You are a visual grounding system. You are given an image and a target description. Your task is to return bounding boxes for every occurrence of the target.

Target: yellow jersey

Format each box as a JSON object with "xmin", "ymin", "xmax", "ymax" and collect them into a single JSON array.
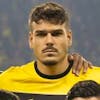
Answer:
[{"xmin": 0, "ymin": 61, "xmax": 100, "ymax": 100}]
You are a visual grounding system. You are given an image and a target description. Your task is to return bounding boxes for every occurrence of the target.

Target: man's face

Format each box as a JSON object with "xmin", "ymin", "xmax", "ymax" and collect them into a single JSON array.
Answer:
[
  {"xmin": 73, "ymin": 97, "xmax": 100, "ymax": 100},
  {"xmin": 29, "ymin": 21, "xmax": 72, "ymax": 65}
]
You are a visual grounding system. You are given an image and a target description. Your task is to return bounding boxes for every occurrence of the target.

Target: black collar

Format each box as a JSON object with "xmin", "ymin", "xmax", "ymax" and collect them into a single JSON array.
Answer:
[{"xmin": 34, "ymin": 61, "xmax": 73, "ymax": 79}]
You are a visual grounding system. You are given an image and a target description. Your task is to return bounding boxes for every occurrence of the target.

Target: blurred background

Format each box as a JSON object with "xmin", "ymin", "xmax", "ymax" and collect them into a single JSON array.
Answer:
[{"xmin": 0, "ymin": 0, "xmax": 100, "ymax": 70}]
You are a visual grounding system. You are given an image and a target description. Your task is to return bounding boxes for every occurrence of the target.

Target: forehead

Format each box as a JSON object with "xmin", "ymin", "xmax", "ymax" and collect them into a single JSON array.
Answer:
[{"xmin": 31, "ymin": 21, "xmax": 67, "ymax": 32}]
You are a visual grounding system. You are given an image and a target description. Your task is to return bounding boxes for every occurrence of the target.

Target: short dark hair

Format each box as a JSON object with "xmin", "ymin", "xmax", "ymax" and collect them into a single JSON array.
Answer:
[
  {"xmin": 28, "ymin": 2, "xmax": 70, "ymax": 31},
  {"xmin": 66, "ymin": 80, "xmax": 100, "ymax": 100},
  {"xmin": 0, "ymin": 90, "xmax": 20, "ymax": 100}
]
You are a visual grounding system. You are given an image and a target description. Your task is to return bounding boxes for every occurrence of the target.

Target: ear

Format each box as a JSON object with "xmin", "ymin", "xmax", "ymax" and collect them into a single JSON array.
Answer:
[
  {"xmin": 28, "ymin": 32, "xmax": 34, "ymax": 49},
  {"xmin": 67, "ymin": 29, "xmax": 72, "ymax": 47}
]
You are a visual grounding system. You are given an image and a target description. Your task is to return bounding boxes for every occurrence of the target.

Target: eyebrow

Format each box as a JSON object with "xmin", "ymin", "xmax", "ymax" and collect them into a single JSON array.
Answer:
[{"xmin": 35, "ymin": 29, "xmax": 64, "ymax": 33}]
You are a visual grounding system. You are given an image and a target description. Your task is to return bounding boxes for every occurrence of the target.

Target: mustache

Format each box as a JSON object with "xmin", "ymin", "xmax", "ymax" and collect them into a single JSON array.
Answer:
[{"xmin": 42, "ymin": 46, "xmax": 58, "ymax": 53}]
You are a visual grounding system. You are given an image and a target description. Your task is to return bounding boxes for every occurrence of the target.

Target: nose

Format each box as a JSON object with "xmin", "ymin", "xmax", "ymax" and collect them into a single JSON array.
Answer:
[{"xmin": 45, "ymin": 33, "xmax": 54, "ymax": 46}]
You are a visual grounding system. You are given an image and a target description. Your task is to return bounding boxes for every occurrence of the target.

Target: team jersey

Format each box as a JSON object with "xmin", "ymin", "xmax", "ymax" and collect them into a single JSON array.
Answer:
[{"xmin": 0, "ymin": 61, "xmax": 100, "ymax": 100}]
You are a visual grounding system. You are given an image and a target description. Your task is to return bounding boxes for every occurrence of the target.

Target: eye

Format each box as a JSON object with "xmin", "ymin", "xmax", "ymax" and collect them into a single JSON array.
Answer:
[
  {"xmin": 35, "ymin": 31, "xmax": 47, "ymax": 37},
  {"xmin": 51, "ymin": 30, "xmax": 63, "ymax": 36}
]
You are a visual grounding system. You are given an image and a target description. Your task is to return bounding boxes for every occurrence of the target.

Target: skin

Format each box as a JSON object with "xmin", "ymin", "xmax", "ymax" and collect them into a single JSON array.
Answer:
[
  {"xmin": 29, "ymin": 20, "xmax": 72, "ymax": 75},
  {"xmin": 68, "ymin": 53, "xmax": 92, "ymax": 76}
]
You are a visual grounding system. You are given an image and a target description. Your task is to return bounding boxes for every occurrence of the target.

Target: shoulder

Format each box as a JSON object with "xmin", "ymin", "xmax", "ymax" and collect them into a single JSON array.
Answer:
[
  {"xmin": 84, "ymin": 66, "xmax": 100, "ymax": 74},
  {"xmin": 91, "ymin": 66, "xmax": 100, "ymax": 71},
  {"xmin": 83, "ymin": 66, "xmax": 100, "ymax": 83},
  {"xmin": 0, "ymin": 61, "xmax": 35, "ymax": 77}
]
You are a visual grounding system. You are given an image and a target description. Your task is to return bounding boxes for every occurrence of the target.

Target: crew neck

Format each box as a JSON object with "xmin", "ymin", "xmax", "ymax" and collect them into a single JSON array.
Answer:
[{"xmin": 34, "ymin": 61, "xmax": 73, "ymax": 79}]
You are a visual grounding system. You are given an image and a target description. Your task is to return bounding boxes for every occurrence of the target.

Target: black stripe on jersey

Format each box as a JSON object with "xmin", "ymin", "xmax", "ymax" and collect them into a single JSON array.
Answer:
[{"xmin": 14, "ymin": 92, "xmax": 66, "ymax": 100}]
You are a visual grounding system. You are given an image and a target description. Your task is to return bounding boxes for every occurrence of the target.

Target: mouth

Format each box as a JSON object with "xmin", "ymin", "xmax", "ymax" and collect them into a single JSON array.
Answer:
[
  {"xmin": 42, "ymin": 47, "xmax": 57, "ymax": 53},
  {"xmin": 42, "ymin": 49, "xmax": 57, "ymax": 53}
]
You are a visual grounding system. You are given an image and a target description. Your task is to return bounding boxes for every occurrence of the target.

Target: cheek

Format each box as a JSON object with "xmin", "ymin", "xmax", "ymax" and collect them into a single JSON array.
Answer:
[
  {"xmin": 33, "ymin": 45, "xmax": 40, "ymax": 56},
  {"xmin": 60, "ymin": 38, "xmax": 69, "ymax": 47},
  {"xmin": 60, "ymin": 39, "xmax": 70, "ymax": 52},
  {"xmin": 32, "ymin": 38, "xmax": 40, "ymax": 46},
  {"xmin": 33, "ymin": 39, "xmax": 44, "ymax": 51},
  {"xmin": 57, "ymin": 41, "xmax": 68, "ymax": 53}
]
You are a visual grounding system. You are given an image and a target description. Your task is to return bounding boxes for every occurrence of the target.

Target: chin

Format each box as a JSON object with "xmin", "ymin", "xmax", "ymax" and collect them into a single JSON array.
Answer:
[{"xmin": 42, "ymin": 60, "xmax": 58, "ymax": 66}]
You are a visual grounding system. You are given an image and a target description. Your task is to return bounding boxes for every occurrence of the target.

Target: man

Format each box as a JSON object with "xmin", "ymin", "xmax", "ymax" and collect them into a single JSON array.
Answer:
[
  {"xmin": 0, "ymin": 2, "xmax": 99, "ymax": 100},
  {"xmin": 66, "ymin": 80, "xmax": 100, "ymax": 100}
]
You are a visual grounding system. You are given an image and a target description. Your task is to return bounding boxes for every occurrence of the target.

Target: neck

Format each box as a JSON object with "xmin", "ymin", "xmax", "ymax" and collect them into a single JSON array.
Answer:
[{"xmin": 36, "ymin": 56, "xmax": 69, "ymax": 75}]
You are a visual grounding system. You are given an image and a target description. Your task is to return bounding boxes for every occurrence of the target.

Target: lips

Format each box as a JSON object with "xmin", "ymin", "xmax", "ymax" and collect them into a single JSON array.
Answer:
[
  {"xmin": 42, "ymin": 47, "xmax": 57, "ymax": 53},
  {"xmin": 43, "ymin": 49, "xmax": 56, "ymax": 53}
]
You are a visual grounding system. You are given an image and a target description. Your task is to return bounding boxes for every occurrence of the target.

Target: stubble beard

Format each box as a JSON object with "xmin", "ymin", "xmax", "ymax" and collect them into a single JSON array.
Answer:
[
  {"xmin": 41, "ymin": 54, "xmax": 66, "ymax": 67},
  {"xmin": 42, "ymin": 60, "xmax": 58, "ymax": 66},
  {"xmin": 38, "ymin": 50, "xmax": 67, "ymax": 67}
]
